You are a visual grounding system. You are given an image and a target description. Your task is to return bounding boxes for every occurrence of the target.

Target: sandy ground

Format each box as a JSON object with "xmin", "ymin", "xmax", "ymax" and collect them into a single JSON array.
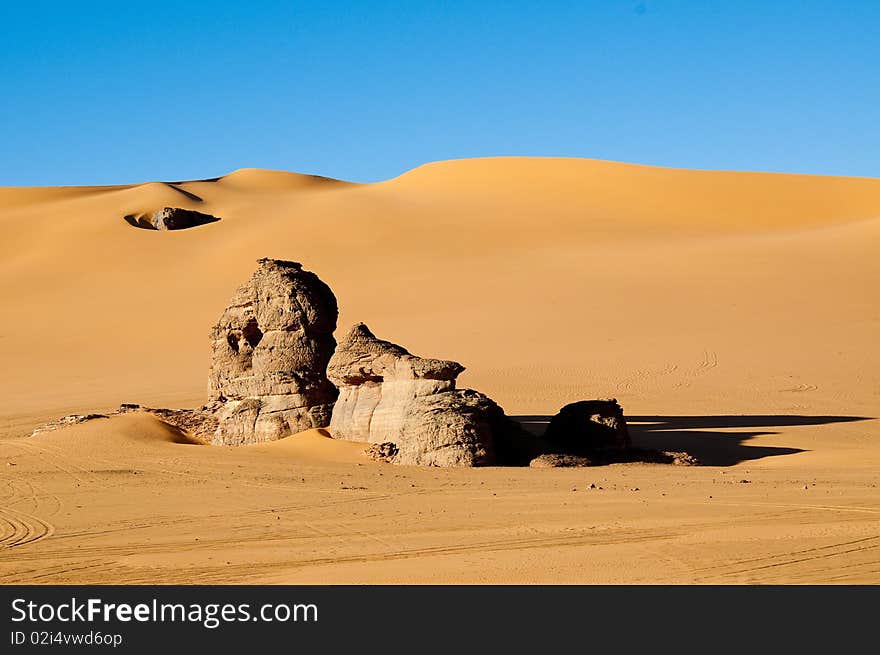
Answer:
[{"xmin": 1, "ymin": 157, "xmax": 878, "ymax": 583}]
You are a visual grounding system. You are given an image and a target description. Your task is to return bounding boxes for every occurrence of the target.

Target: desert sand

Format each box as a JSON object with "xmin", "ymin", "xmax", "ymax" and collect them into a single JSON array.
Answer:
[{"xmin": 1, "ymin": 157, "xmax": 878, "ymax": 583}]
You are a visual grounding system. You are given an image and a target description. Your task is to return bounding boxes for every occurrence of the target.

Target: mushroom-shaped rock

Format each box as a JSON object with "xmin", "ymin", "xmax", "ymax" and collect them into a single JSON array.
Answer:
[
  {"xmin": 327, "ymin": 323, "xmax": 513, "ymax": 466},
  {"xmin": 328, "ymin": 323, "xmax": 463, "ymax": 441},
  {"xmin": 208, "ymin": 258, "xmax": 338, "ymax": 445}
]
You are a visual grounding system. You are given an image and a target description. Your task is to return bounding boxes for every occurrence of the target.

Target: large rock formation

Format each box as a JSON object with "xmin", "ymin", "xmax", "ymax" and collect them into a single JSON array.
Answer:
[
  {"xmin": 327, "ymin": 323, "xmax": 516, "ymax": 466},
  {"xmin": 28, "ymin": 257, "xmax": 698, "ymax": 467},
  {"xmin": 207, "ymin": 258, "xmax": 338, "ymax": 445}
]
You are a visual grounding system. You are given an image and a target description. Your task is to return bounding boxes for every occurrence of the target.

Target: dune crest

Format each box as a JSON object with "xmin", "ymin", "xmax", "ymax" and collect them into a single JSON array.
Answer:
[
  {"xmin": 387, "ymin": 157, "xmax": 880, "ymax": 231},
  {"xmin": 217, "ymin": 168, "xmax": 353, "ymax": 191}
]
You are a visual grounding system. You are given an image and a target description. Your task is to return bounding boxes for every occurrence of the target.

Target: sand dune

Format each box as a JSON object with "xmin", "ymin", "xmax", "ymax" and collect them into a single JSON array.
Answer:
[
  {"xmin": 1, "ymin": 157, "xmax": 878, "ymax": 583},
  {"xmin": 246, "ymin": 428, "xmax": 369, "ymax": 463},
  {"xmin": 388, "ymin": 158, "xmax": 880, "ymax": 231}
]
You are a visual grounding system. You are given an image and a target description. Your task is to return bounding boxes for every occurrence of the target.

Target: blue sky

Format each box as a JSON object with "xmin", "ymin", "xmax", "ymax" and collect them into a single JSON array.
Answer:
[{"xmin": 2, "ymin": 1, "xmax": 878, "ymax": 185}]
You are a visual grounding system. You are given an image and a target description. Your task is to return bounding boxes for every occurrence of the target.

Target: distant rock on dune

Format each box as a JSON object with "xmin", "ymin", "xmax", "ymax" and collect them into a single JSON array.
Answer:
[
  {"xmin": 207, "ymin": 258, "xmax": 338, "ymax": 445},
  {"xmin": 152, "ymin": 207, "xmax": 220, "ymax": 230},
  {"xmin": 123, "ymin": 206, "xmax": 220, "ymax": 230},
  {"xmin": 327, "ymin": 323, "xmax": 516, "ymax": 466}
]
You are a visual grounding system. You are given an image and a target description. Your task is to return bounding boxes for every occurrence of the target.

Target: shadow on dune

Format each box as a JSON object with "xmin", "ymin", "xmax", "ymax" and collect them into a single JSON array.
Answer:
[
  {"xmin": 511, "ymin": 414, "xmax": 874, "ymax": 466},
  {"xmin": 164, "ymin": 182, "xmax": 205, "ymax": 202}
]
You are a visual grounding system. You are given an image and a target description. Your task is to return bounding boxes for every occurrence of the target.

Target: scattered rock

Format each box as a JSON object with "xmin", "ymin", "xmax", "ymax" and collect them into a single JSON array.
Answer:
[
  {"xmin": 532, "ymin": 446, "xmax": 698, "ymax": 467},
  {"xmin": 529, "ymin": 453, "xmax": 593, "ymax": 468},
  {"xmin": 32, "ymin": 404, "xmax": 216, "ymax": 442},
  {"xmin": 141, "ymin": 407, "xmax": 217, "ymax": 441},
  {"xmin": 31, "ymin": 413, "xmax": 109, "ymax": 436},
  {"xmin": 364, "ymin": 442, "xmax": 398, "ymax": 462},
  {"xmin": 658, "ymin": 450, "xmax": 700, "ymax": 466},
  {"xmin": 208, "ymin": 259, "xmax": 338, "ymax": 445}
]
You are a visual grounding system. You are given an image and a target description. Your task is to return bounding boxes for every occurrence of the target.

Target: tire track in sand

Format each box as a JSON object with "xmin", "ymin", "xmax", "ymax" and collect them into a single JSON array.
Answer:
[{"xmin": 0, "ymin": 506, "xmax": 55, "ymax": 548}]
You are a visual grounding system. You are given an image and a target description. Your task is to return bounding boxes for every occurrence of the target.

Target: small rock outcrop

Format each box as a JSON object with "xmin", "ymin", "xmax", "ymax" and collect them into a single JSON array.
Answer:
[
  {"xmin": 152, "ymin": 207, "xmax": 220, "ymax": 230},
  {"xmin": 207, "ymin": 258, "xmax": 338, "ymax": 445},
  {"xmin": 543, "ymin": 399, "xmax": 631, "ymax": 452},
  {"xmin": 530, "ymin": 400, "xmax": 699, "ymax": 467},
  {"xmin": 327, "ymin": 323, "xmax": 514, "ymax": 466}
]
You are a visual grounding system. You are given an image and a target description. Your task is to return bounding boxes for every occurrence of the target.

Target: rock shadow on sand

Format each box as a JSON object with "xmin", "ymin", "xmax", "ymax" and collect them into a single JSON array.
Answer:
[{"xmin": 511, "ymin": 414, "xmax": 874, "ymax": 466}]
